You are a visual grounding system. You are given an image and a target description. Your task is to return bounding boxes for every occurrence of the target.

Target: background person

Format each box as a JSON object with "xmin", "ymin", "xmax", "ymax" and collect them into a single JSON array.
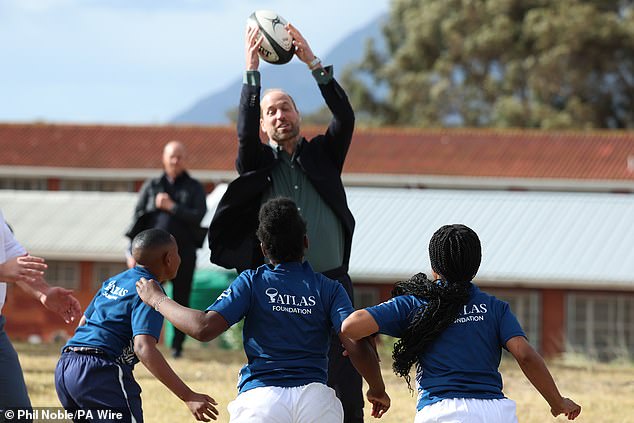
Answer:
[
  {"xmin": 1, "ymin": 209, "xmax": 81, "ymax": 412},
  {"xmin": 342, "ymin": 224, "xmax": 582, "ymax": 422},
  {"xmin": 126, "ymin": 140, "xmax": 207, "ymax": 358},
  {"xmin": 208, "ymin": 22, "xmax": 364, "ymax": 422}
]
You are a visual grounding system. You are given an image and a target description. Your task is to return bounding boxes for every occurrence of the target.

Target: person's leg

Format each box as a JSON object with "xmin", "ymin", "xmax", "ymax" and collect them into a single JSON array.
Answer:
[
  {"xmin": 170, "ymin": 248, "xmax": 196, "ymax": 356},
  {"xmin": 0, "ymin": 315, "xmax": 32, "ymax": 410},
  {"xmin": 323, "ymin": 273, "xmax": 364, "ymax": 423},
  {"xmin": 294, "ymin": 383, "xmax": 343, "ymax": 423},
  {"xmin": 60, "ymin": 352, "xmax": 143, "ymax": 423},
  {"xmin": 55, "ymin": 353, "xmax": 87, "ymax": 423},
  {"xmin": 227, "ymin": 386, "xmax": 292, "ymax": 423}
]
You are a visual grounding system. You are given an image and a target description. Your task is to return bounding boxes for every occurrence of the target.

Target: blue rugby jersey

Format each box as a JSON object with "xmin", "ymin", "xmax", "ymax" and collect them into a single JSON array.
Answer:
[
  {"xmin": 207, "ymin": 261, "xmax": 353, "ymax": 393},
  {"xmin": 366, "ymin": 284, "xmax": 525, "ymax": 411},
  {"xmin": 64, "ymin": 266, "xmax": 164, "ymax": 365}
]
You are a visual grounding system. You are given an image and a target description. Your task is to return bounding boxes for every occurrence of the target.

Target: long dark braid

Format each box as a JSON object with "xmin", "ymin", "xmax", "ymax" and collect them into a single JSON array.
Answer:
[{"xmin": 391, "ymin": 224, "xmax": 482, "ymax": 390}]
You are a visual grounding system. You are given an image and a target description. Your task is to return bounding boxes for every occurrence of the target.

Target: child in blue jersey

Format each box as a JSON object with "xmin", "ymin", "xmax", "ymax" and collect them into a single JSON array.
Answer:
[
  {"xmin": 55, "ymin": 229, "xmax": 218, "ymax": 422},
  {"xmin": 136, "ymin": 198, "xmax": 390, "ymax": 422},
  {"xmin": 342, "ymin": 224, "xmax": 581, "ymax": 423}
]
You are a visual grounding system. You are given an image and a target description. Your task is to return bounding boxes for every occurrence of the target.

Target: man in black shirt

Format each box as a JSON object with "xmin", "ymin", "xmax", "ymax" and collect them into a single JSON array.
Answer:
[{"xmin": 126, "ymin": 141, "xmax": 207, "ymax": 358}]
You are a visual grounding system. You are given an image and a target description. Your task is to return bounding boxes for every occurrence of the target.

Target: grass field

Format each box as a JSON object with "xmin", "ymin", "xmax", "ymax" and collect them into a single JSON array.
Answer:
[{"xmin": 16, "ymin": 341, "xmax": 634, "ymax": 423}]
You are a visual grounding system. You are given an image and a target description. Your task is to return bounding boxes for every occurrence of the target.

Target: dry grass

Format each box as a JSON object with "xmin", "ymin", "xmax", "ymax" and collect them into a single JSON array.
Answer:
[{"xmin": 17, "ymin": 341, "xmax": 634, "ymax": 423}]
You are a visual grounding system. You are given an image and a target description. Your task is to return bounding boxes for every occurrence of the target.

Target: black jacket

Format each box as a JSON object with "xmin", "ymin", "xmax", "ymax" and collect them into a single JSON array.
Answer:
[
  {"xmin": 209, "ymin": 75, "xmax": 355, "ymax": 273},
  {"xmin": 126, "ymin": 171, "xmax": 207, "ymax": 249}
]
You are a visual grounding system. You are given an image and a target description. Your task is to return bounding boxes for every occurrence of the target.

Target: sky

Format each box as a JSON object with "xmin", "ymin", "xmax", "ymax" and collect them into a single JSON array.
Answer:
[{"xmin": 1, "ymin": 0, "xmax": 390, "ymax": 125}]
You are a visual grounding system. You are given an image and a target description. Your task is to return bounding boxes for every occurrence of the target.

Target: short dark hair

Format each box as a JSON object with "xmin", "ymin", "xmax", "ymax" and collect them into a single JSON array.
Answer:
[
  {"xmin": 256, "ymin": 197, "xmax": 306, "ymax": 263},
  {"xmin": 131, "ymin": 228, "xmax": 174, "ymax": 265}
]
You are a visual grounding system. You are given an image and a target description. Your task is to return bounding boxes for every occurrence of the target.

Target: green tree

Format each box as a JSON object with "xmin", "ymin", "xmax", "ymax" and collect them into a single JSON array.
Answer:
[{"xmin": 345, "ymin": 0, "xmax": 634, "ymax": 128}]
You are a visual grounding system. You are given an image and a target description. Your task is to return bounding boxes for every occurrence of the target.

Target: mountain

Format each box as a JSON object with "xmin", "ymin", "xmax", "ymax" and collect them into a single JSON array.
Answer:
[{"xmin": 170, "ymin": 14, "xmax": 386, "ymax": 125}]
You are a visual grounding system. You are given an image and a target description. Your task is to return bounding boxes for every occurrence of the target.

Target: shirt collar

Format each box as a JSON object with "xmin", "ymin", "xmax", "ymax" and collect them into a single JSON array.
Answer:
[
  {"xmin": 132, "ymin": 265, "xmax": 158, "ymax": 281},
  {"xmin": 267, "ymin": 138, "xmax": 304, "ymax": 162},
  {"xmin": 271, "ymin": 261, "xmax": 311, "ymax": 273}
]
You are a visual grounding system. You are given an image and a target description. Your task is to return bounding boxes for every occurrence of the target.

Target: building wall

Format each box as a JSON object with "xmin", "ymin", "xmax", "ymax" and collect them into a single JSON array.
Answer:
[
  {"xmin": 354, "ymin": 281, "xmax": 634, "ymax": 360},
  {"xmin": 5, "ymin": 264, "xmax": 634, "ymax": 362}
]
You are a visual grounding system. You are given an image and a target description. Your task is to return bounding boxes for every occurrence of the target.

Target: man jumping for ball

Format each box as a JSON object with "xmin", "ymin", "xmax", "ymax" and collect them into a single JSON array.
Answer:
[{"xmin": 208, "ymin": 21, "xmax": 366, "ymax": 423}]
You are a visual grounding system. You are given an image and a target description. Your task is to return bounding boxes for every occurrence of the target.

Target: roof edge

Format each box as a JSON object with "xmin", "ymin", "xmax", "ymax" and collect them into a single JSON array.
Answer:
[{"xmin": 2, "ymin": 166, "xmax": 633, "ymax": 192}]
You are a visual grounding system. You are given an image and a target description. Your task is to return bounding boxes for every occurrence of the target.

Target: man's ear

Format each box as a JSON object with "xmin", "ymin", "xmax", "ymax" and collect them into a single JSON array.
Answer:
[
  {"xmin": 303, "ymin": 235, "xmax": 309, "ymax": 250},
  {"xmin": 260, "ymin": 242, "xmax": 268, "ymax": 259}
]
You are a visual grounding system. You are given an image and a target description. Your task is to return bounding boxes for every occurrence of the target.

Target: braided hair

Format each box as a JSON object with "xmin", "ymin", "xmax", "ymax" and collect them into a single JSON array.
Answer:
[{"xmin": 391, "ymin": 224, "xmax": 482, "ymax": 390}]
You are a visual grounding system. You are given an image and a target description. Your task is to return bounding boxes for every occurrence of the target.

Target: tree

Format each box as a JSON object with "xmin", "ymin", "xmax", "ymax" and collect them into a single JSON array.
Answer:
[{"xmin": 345, "ymin": 0, "xmax": 634, "ymax": 128}]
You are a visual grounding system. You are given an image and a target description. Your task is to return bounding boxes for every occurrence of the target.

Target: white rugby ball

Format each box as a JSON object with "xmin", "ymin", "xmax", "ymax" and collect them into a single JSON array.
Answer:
[{"xmin": 247, "ymin": 10, "xmax": 295, "ymax": 65}]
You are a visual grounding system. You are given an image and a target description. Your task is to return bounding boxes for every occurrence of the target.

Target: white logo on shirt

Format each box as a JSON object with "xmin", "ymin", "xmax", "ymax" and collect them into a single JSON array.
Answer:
[
  {"xmin": 454, "ymin": 303, "xmax": 488, "ymax": 323},
  {"xmin": 102, "ymin": 280, "xmax": 129, "ymax": 300},
  {"xmin": 264, "ymin": 287, "xmax": 316, "ymax": 315},
  {"xmin": 217, "ymin": 288, "xmax": 232, "ymax": 301}
]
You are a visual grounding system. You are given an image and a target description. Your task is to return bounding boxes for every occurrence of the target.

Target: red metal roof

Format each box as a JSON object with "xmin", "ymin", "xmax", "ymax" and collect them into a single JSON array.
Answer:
[{"xmin": 1, "ymin": 123, "xmax": 633, "ymax": 180}]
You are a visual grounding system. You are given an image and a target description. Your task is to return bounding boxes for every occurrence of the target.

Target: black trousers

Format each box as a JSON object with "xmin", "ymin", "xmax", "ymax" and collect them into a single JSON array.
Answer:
[
  {"xmin": 171, "ymin": 247, "xmax": 196, "ymax": 352},
  {"xmin": 323, "ymin": 269, "xmax": 364, "ymax": 423}
]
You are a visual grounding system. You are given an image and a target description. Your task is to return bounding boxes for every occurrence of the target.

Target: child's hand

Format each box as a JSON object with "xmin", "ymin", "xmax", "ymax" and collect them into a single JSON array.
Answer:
[
  {"xmin": 551, "ymin": 397, "xmax": 581, "ymax": 420},
  {"xmin": 135, "ymin": 277, "xmax": 164, "ymax": 307},
  {"xmin": 366, "ymin": 388, "xmax": 390, "ymax": 418},
  {"xmin": 185, "ymin": 391, "xmax": 219, "ymax": 421}
]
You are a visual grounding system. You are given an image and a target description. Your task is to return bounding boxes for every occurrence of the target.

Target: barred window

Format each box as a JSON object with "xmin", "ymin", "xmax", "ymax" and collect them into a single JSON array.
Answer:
[
  {"xmin": 93, "ymin": 262, "xmax": 127, "ymax": 291},
  {"xmin": 567, "ymin": 294, "xmax": 634, "ymax": 361},
  {"xmin": 59, "ymin": 179, "xmax": 135, "ymax": 192},
  {"xmin": 0, "ymin": 178, "xmax": 47, "ymax": 190},
  {"xmin": 354, "ymin": 286, "xmax": 381, "ymax": 309},
  {"xmin": 46, "ymin": 261, "xmax": 80, "ymax": 289}
]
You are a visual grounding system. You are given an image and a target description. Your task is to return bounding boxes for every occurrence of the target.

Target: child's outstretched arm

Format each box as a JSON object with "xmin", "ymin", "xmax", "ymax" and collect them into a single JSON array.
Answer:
[
  {"xmin": 136, "ymin": 277, "xmax": 229, "ymax": 341},
  {"xmin": 134, "ymin": 335, "xmax": 218, "ymax": 421},
  {"xmin": 339, "ymin": 333, "xmax": 390, "ymax": 418},
  {"xmin": 506, "ymin": 336, "xmax": 581, "ymax": 420}
]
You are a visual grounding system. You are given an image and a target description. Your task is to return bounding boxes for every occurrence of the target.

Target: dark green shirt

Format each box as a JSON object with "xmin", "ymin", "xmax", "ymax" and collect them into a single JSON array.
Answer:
[{"xmin": 264, "ymin": 147, "xmax": 345, "ymax": 272}]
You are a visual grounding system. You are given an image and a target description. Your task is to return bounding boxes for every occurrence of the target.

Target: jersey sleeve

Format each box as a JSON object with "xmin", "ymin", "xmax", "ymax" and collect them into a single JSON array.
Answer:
[
  {"xmin": 498, "ymin": 301, "xmax": 526, "ymax": 348},
  {"xmin": 366, "ymin": 295, "xmax": 426, "ymax": 338},
  {"xmin": 131, "ymin": 297, "xmax": 164, "ymax": 341},
  {"xmin": 206, "ymin": 272, "xmax": 252, "ymax": 326},
  {"xmin": 1, "ymin": 213, "xmax": 27, "ymax": 260},
  {"xmin": 329, "ymin": 282, "xmax": 354, "ymax": 334}
]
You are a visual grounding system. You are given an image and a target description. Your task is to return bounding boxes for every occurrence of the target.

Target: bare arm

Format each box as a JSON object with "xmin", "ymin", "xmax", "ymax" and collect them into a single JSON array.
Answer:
[
  {"xmin": 0, "ymin": 255, "xmax": 47, "ymax": 284},
  {"xmin": 134, "ymin": 335, "xmax": 218, "ymax": 421},
  {"xmin": 339, "ymin": 334, "xmax": 390, "ymax": 418},
  {"xmin": 136, "ymin": 277, "xmax": 229, "ymax": 342},
  {"xmin": 506, "ymin": 336, "xmax": 581, "ymax": 420},
  {"xmin": 16, "ymin": 279, "xmax": 81, "ymax": 324},
  {"xmin": 341, "ymin": 309, "xmax": 379, "ymax": 340}
]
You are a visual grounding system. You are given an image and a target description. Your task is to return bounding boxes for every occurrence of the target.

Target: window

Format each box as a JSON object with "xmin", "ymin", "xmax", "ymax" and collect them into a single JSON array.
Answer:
[
  {"xmin": 354, "ymin": 286, "xmax": 381, "ymax": 309},
  {"xmin": 46, "ymin": 261, "xmax": 80, "ymax": 289},
  {"xmin": 93, "ymin": 262, "xmax": 127, "ymax": 290},
  {"xmin": 59, "ymin": 179, "xmax": 135, "ymax": 192},
  {"xmin": 0, "ymin": 178, "xmax": 47, "ymax": 190},
  {"xmin": 567, "ymin": 294, "xmax": 634, "ymax": 361},
  {"xmin": 486, "ymin": 289, "xmax": 541, "ymax": 350}
]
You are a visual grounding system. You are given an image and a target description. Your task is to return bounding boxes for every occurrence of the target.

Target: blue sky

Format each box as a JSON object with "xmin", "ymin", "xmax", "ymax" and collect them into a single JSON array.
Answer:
[{"xmin": 1, "ymin": 0, "xmax": 389, "ymax": 124}]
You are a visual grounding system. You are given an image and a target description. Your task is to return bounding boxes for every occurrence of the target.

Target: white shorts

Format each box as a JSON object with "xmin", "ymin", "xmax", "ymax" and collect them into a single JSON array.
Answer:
[
  {"xmin": 228, "ymin": 382, "xmax": 343, "ymax": 423},
  {"xmin": 414, "ymin": 398, "xmax": 518, "ymax": 423}
]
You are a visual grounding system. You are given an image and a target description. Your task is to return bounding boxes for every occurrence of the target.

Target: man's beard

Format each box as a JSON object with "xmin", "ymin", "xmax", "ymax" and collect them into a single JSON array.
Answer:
[{"xmin": 271, "ymin": 124, "xmax": 300, "ymax": 143}]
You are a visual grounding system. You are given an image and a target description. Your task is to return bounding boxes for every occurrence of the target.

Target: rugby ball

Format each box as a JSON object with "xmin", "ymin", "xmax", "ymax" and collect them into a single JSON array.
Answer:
[{"xmin": 247, "ymin": 10, "xmax": 295, "ymax": 65}]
